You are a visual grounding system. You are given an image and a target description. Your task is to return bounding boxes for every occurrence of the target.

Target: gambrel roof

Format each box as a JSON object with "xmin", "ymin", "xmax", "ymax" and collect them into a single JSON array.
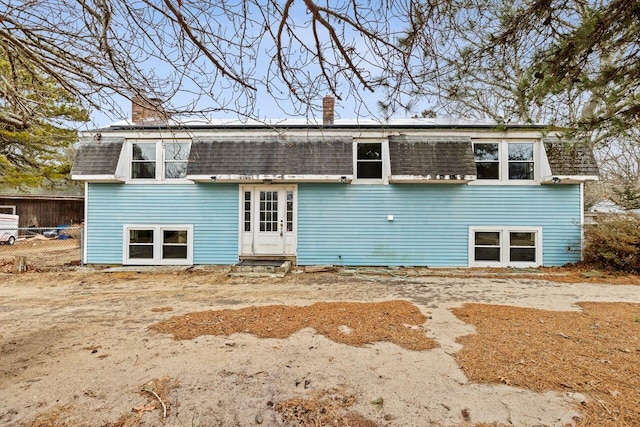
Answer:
[
  {"xmin": 389, "ymin": 136, "xmax": 477, "ymax": 180},
  {"xmin": 187, "ymin": 137, "xmax": 353, "ymax": 176},
  {"xmin": 543, "ymin": 138, "xmax": 599, "ymax": 177},
  {"xmin": 71, "ymin": 139, "xmax": 124, "ymax": 179},
  {"xmin": 71, "ymin": 125, "xmax": 599, "ymax": 184}
]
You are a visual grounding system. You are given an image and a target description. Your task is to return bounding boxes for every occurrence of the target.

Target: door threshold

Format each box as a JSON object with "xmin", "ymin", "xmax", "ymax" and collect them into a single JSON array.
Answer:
[{"xmin": 239, "ymin": 255, "xmax": 297, "ymax": 265}]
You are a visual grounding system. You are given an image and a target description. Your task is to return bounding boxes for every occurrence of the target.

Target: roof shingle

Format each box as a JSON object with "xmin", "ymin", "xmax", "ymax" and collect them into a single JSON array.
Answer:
[
  {"xmin": 543, "ymin": 139, "xmax": 599, "ymax": 176},
  {"xmin": 187, "ymin": 137, "xmax": 353, "ymax": 176},
  {"xmin": 389, "ymin": 136, "xmax": 477, "ymax": 178},
  {"xmin": 71, "ymin": 140, "xmax": 123, "ymax": 176}
]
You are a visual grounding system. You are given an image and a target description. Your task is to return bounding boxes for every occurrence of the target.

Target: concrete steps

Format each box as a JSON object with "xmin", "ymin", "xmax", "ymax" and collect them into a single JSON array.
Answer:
[{"xmin": 229, "ymin": 259, "xmax": 292, "ymax": 277}]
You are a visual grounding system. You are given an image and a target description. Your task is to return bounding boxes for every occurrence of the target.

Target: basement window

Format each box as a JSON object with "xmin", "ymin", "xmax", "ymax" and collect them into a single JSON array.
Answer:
[
  {"xmin": 469, "ymin": 226, "xmax": 541, "ymax": 267},
  {"xmin": 124, "ymin": 225, "xmax": 193, "ymax": 265}
]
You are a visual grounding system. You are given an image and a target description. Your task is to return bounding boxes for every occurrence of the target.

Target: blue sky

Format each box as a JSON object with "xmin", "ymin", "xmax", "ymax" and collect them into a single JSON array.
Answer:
[{"xmin": 83, "ymin": 1, "xmax": 426, "ymax": 129}]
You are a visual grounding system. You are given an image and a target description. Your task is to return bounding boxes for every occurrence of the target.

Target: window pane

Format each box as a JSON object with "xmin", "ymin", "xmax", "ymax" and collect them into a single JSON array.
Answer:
[
  {"xmin": 132, "ymin": 162, "xmax": 156, "ymax": 179},
  {"xmin": 510, "ymin": 248, "xmax": 536, "ymax": 262},
  {"xmin": 510, "ymin": 232, "xmax": 535, "ymax": 246},
  {"xmin": 130, "ymin": 229, "xmax": 153, "ymax": 244},
  {"xmin": 357, "ymin": 162, "xmax": 383, "ymax": 179},
  {"xmin": 508, "ymin": 162, "xmax": 534, "ymax": 180},
  {"xmin": 508, "ymin": 144, "xmax": 533, "ymax": 161},
  {"xmin": 474, "ymin": 143, "xmax": 499, "ymax": 161},
  {"xmin": 165, "ymin": 143, "xmax": 190, "ymax": 161},
  {"xmin": 357, "ymin": 143, "xmax": 382, "ymax": 160},
  {"xmin": 475, "ymin": 247, "xmax": 501, "ymax": 261},
  {"xmin": 132, "ymin": 143, "xmax": 156, "ymax": 161},
  {"xmin": 165, "ymin": 162, "xmax": 187, "ymax": 179},
  {"xmin": 164, "ymin": 230, "xmax": 187, "ymax": 244},
  {"xmin": 476, "ymin": 162, "xmax": 499, "ymax": 180},
  {"xmin": 163, "ymin": 245, "xmax": 188, "ymax": 259},
  {"xmin": 475, "ymin": 232, "xmax": 500, "ymax": 246},
  {"xmin": 130, "ymin": 245, "xmax": 153, "ymax": 259}
]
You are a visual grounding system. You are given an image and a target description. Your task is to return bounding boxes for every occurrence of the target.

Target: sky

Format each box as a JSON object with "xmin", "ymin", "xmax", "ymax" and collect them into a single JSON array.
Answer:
[{"xmin": 81, "ymin": 1, "xmax": 425, "ymax": 129}]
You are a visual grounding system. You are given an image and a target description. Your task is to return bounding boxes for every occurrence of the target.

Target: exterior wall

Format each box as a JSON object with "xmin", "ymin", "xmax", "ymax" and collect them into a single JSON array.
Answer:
[
  {"xmin": 297, "ymin": 183, "xmax": 582, "ymax": 267},
  {"xmin": 86, "ymin": 183, "xmax": 238, "ymax": 264},
  {"xmin": 86, "ymin": 182, "xmax": 582, "ymax": 267},
  {"xmin": 0, "ymin": 196, "xmax": 84, "ymax": 228}
]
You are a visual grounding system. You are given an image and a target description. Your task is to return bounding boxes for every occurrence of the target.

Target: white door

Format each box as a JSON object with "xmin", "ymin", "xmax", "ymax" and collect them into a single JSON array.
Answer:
[{"xmin": 240, "ymin": 186, "xmax": 296, "ymax": 256}]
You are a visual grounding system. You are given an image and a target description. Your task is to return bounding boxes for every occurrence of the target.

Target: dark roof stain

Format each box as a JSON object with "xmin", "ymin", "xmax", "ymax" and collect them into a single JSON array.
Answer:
[
  {"xmin": 543, "ymin": 138, "xmax": 599, "ymax": 176},
  {"xmin": 187, "ymin": 137, "xmax": 353, "ymax": 175},
  {"xmin": 389, "ymin": 136, "xmax": 477, "ymax": 177}
]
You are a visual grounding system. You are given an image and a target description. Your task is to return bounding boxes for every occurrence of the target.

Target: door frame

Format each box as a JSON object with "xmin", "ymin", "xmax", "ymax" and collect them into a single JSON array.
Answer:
[{"xmin": 238, "ymin": 184, "xmax": 298, "ymax": 256}]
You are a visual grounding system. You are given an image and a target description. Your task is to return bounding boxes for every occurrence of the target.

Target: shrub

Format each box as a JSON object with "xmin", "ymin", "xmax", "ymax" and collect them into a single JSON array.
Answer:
[{"xmin": 583, "ymin": 213, "xmax": 640, "ymax": 272}]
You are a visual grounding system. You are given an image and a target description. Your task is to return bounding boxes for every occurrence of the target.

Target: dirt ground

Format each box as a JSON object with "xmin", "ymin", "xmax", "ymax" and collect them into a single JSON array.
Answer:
[{"xmin": 1, "ymin": 266, "xmax": 640, "ymax": 427}]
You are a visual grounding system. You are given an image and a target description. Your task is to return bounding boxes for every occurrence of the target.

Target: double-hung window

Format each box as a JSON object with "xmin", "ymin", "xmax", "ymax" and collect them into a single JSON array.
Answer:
[
  {"xmin": 507, "ymin": 143, "xmax": 534, "ymax": 180},
  {"xmin": 130, "ymin": 140, "xmax": 191, "ymax": 181},
  {"xmin": 473, "ymin": 140, "xmax": 536, "ymax": 182},
  {"xmin": 473, "ymin": 143, "xmax": 500, "ymax": 180},
  {"xmin": 124, "ymin": 225, "xmax": 193, "ymax": 265},
  {"xmin": 353, "ymin": 139, "xmax": 389, "ymax": 183},
  {"xmin": 131, "ymin": 143, "xmax": 157, "ymax": 179},
  {"xmin": 469, "ymin": 227, "xmax": 541, "ymax": 267},
  {"xmin": 164, "ymin": 142, "xmax": 190, "ymax": 179}
]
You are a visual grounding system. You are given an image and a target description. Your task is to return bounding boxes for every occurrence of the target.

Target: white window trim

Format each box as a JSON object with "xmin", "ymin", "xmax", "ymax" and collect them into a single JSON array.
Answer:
[
  {"xmin": 352, "ymin": 139, "xmax": 390, "ymax": 184},
  {"xmin": 470, "ymin": 139, "xmax": 540, "ymax": 185},
  {"xmin": 469, "ymin": 226, "xmax": 542, "ymax": 267},
  {"xmin": 123, "ymin": 224, "xmax": 194, "ymax": 265},
  {"xmin": 0, "ymin": 205, "xmax": 16, "ymax": 215},
  {"xmin": 127, "ymin": 139, "xmax": 192, "ymax": 183}
]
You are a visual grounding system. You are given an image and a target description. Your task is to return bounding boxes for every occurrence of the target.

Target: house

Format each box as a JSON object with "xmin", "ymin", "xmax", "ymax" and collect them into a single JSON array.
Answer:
[{"xmin": 71, "ymin": 97, "xmax": 598, "ymax": 268}]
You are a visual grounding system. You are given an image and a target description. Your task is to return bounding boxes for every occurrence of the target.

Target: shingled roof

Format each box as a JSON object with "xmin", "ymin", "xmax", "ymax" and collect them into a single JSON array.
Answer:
[
  {"xmin": 543, "ymin": 138, "xmax": 599, "ymax": 177},
  {"xmin": 187, "ymin": 137, "xmax": 353, "ymax": 176},
  {"xmin": 389, "ymin": 136, "xmax": 477, "ymax": 181},
  {"xmin": 71, "ymin": 140, "xmax": 123, "ymax": 177}
]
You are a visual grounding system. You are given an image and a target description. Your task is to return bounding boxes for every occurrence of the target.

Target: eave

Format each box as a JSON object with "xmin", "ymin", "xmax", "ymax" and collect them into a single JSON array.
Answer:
[
  {"xmin": 389, "ymin": 175, "xmax": 477, "ymax": 183},
  {"xmin": 188, "ymin": 174, "xmax": 354, "ymax": 183},
  {"xmin": 71, "ymin": 174, "xmax": 125, "ymax": 183},
  {"xmin": 540, "ymin": 175, "xmax": 599, "ymax": 184}
]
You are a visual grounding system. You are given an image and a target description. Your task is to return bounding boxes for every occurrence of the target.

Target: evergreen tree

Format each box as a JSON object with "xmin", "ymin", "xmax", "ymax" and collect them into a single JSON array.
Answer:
[{"xmin": 0, "ymin": 48, "xmax": 88, "ymax": 190}]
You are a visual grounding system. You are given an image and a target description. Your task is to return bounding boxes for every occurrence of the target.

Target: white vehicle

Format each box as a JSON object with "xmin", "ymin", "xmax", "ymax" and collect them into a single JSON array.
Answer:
[{"xmin": 0, "ymin": 214, "xmax": 19, "ymax": 245}]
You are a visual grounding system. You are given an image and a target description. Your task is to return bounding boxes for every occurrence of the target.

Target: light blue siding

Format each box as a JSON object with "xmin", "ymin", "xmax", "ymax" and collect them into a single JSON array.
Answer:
[
  {"xmin": 297, "ymin": 184, "xmax": 581, "ymax": 267},
  {"xmin": 86, "ymin": 182, "xmax": 582, "ymax": 267},
  {"xmin": 86, "ymin": 183, "xmax": 238, "ymax": 264}
]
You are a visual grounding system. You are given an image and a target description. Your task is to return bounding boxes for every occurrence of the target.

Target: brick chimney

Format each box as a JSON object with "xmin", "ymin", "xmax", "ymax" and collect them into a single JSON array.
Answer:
[
  {"xmin": 131, "ymin": 95, "xmax": 166, "ymax": 124},
  {"xmin": 322, "ymin": 95, "xmax": 334, "ymax": 126}
]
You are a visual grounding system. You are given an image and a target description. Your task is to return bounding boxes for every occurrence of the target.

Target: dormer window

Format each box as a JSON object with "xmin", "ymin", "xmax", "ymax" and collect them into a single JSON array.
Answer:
[
  {"xmin": 130, "ymin": 140, "xmax": 191, "ymax": 181},
  {"xmin": 508, "ymin": 143, "xmax": 534, "ymax": 180},
  {"xmin": 473, "ymin": 143, "xmax": 499, "ymax": 180},
  {"xmin": 164, "ymin": 142, "xmax": 190, "ymax": 179},
  {"xmin": 357, "ymin": 142, "xmax": 383, "ymax": 179},
  {"xmin": 473, "ymin": 140, "xmax": 536, "ymax": 182},
  {"xmin": 132, "ymin": 143, "xmax": 156, "ymax": 179},
  {"xmin": 353, "ymin": 139, "xmax": 389, "ymax": 183}
]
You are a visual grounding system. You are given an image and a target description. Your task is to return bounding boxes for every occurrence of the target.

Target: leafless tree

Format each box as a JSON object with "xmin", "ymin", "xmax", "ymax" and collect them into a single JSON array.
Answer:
[
  {"xmin": 1, "ymin": 0, "xmax": 424, "ymax": 126},
  {"xmin": 1, "ymin": 0, "xmax": 637, "ymax": 134},
  {"xmin": 594, "ymin": 133, "xmax": 640, "ymax": 209}
]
